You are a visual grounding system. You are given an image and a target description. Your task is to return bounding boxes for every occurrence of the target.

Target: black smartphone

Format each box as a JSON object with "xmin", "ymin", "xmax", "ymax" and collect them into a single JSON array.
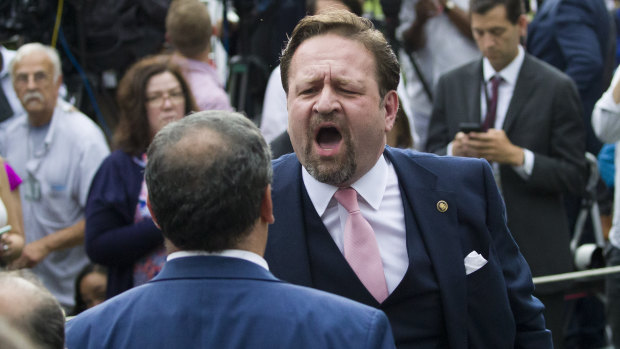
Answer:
[{"xmin": 459, "ymin": 122, "xmax": 482, "ymax": 133}]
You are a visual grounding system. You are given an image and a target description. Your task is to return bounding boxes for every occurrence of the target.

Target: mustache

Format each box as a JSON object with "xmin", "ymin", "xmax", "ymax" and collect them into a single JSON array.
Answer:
[{"xmin": 22, "ymin": 92, "xmax": 44, "ymax": 103}]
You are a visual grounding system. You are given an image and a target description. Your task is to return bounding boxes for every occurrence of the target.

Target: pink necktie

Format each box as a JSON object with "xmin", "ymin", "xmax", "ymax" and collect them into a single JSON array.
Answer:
[
  {"xmin": 334, "ymin": 187, "xmax": 389, "ymax": 303},
  {"xmin": 482, "ymin": 74, "xmax": 502, "ymax": 131}
]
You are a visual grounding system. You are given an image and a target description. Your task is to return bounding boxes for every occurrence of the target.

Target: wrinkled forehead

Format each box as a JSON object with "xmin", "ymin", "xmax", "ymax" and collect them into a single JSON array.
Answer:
[
  {"xmin": 12, "ymin": 52, "xmax": 55, "ymax": 76},
  {"xmin": 289, "ymin": 34, "xmax": 376, "ymax": 83}
]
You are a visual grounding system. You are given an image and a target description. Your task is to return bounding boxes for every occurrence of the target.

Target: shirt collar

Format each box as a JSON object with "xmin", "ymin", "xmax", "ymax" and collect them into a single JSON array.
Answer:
[
  {"xmin": 167, "ymin": 249, "xmax": 269, "ymax": 270},
  {"xmin": 302, "ymin": 154, "xmax": 388, "ymax": 216},
  {"xmin": 482, "ymin": 45, "xmax": 524, "ymax": 86}
]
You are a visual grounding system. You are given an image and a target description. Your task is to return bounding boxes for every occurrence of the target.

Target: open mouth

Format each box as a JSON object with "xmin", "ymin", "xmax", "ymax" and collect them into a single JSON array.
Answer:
[{"xmin": 316, "ymin": 127, "xmax": 342, "ymax": 150}]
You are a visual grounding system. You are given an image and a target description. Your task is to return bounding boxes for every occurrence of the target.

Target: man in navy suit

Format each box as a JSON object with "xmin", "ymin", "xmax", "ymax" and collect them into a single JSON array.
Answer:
[
  {"xmin": 264, "ymin": 9, "xmax": 552, "ymax": 348},
  {"xmin": 64, "ymin": 111, "xmax": 396, "ymax": 349},
  {"xmin": 527, "ymin": 0, "xmax": 611, "ymax": 155}
]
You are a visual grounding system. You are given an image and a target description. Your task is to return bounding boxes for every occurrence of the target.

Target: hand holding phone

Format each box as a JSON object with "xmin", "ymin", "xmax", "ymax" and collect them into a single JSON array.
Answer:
[{"xmin": 459, "ymin": 122, "xmax": 482, "ymax": 134}]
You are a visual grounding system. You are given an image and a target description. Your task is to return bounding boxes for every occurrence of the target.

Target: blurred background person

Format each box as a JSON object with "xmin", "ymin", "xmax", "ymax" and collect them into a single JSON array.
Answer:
[
  {"xmin": 0, "ymin": 45, "xmax": 24, "ymax": 139},
  {"xmin": 396, "ymin": 0, "xmax": 480, "ymax": 151},
  {"xmin": 592, "ymin": 64, "xmax": 620, "ymax": 349},
  {"xmin": 70, "ymin": 264, "xmax": 107, "ymax": 316},
  {"xmin": 527, "ymin": 0, "xmax": 612, "ymax": 156},
  {"xmin": 3, "ymin": 43, "xmax": 110, "ymax": 313},
  {"xmin": 166, "ymin": 0, "xmax": 233, "ymax": 112},
  {"xmin": 0, "ymin": 157, "xmax": 24, "ymax": 268},
  {"xmin": 85, "ymin": 54, "xmax": 197, "ymax": 299}
]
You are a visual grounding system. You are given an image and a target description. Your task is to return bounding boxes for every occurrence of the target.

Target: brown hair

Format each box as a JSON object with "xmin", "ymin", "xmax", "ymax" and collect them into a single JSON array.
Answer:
[
  {"xmin": 166, "ymin": 0, "xmax": 213, "ymax": 59},
  {"xmin": 280, "ymin": 10, "xmax": 399, "ymax": 98},
  {"xmin": 114, "ymin": 54, "xmax": 197, "ymax": 155}
]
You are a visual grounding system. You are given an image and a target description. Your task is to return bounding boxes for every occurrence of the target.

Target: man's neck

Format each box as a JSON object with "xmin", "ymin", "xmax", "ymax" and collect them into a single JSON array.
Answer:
[{"xmin": 177, "ymin": 50, "xmax": 211, "ymax": 64}]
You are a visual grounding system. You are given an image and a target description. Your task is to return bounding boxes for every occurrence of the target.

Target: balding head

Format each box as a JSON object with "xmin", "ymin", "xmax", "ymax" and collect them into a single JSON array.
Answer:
[
  {"xmin": 0, "ymin": 271, "xmax": 65, "ymax": 349},
  {"xmin": 145, "ymin": 110, "xmax": 273, "ymax": 253}
]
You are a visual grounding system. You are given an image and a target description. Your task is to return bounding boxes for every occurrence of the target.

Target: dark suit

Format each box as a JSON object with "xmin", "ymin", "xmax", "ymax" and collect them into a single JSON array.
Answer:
[
  {"xmin": 527, "ymin": 0, "xmax": 612, "ymax": 154},
  {"xmin": 427, "ymin": 54, "xmax": 586, "ymax": 283},
  {"xmin": 426, "ymin": 54, "xmax": 586, "ymax": 348},
  {"xmin": 65, "ymin": 256, "xmax": 395, "ymax": 349},
  {"xmin": 265, "ymin": 148, "xmax": 552, "ymax": 348}
]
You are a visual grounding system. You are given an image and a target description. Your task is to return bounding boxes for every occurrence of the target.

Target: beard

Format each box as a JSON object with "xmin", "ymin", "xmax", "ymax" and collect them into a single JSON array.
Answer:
[{"xmin": 300, "ymin": 114, "xmax": 357, "ymax": 186}]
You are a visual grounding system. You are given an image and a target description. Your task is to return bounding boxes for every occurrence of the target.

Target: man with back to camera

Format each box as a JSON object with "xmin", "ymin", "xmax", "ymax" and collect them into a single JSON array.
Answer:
[
  {"xmin": 264, "ymin": 9, "xmax": 552, "ymax": 348},
  {"xmin": 2, "ymin": 43, "xmax": 109, "ymax": 312},
  {"xmin": 65, "ymin": 111, "xmax": 396, "ymax": 349},
  {"xmin": 425, "ymin": 0, "xmax": 585, "ymax": 346}
]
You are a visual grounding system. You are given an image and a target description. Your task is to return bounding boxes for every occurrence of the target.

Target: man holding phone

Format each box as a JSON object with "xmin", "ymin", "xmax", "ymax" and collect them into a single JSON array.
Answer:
[{"xmin": 425, "ymin": 0, "xmax": 585, "ymax": 347}]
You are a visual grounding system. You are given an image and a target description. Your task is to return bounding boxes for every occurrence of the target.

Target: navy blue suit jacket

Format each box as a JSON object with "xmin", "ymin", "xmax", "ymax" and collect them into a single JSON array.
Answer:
[
  {"xmin": 527, "ymin": 0, "xmax": 612, "ymax": 153},
  {"xmin": 265, "ymin": 147, "xmax": 552, "ymax": 348},
  {"xmin": 65, "ymin": 256, "xmax": 395, "ymax": 349}
]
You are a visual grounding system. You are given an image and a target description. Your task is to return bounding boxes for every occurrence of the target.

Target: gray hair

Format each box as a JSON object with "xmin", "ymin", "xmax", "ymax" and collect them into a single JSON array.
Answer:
[
  {"xmin": 145, "ymin": 110, "xmax": 273, "ymax": 251},
  {"xmin": 0, "ymin": 270, "xmax": 65, "ymax": 349},
  {"xmin": 0, "ymin": 318, "xmax": 37, "ymax": 349},
  {"xmin": 10, "ymin": 43, "xmax": 62, "ymax": 84}
]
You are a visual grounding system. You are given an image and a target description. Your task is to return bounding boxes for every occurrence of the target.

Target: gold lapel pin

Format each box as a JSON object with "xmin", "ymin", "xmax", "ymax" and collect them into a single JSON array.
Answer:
[{"xmin": 437, "ymin": 200, "xmax": 448, "ymax": 213}]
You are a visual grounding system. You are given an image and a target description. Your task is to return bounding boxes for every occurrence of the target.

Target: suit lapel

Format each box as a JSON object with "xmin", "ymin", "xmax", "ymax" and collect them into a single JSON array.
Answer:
[
  {"xmin": 264, "ymin": 155, "xmax": 314, "ymax": 287},
  {"xmin": 503, "ymin": 55, "xmax": 537, "ymax": 133},
  {"xmin": 386, "ymin": 148, "xmax": 468, "ymax": 349}
]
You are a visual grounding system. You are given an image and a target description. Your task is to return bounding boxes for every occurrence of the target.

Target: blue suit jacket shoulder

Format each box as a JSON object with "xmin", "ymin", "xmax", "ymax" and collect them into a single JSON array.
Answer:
[{"xmin": 65, "ymin": 256, "xmax": 395, "ymax": 349}]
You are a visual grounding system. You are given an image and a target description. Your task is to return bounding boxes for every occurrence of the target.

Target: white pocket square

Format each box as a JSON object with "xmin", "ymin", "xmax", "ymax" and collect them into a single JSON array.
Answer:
[{"xmin": 464, "ymin": 250, "xmax": 488, "ymax": 275}]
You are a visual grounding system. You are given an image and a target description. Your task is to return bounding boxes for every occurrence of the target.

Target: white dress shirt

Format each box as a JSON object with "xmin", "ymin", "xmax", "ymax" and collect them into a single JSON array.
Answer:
[
  {"xmin": 481, "ymin": 45, "xmax": 534, "ymax": 179},
  {"xmin": 302, "ymin": 154, "xmax": 408, "ymax": 293},
  {"xmin": 448, "ymin": 46, "xmax": 533, "ymax": 182},
  {"xmin": 168, "ymin": 249, "xmax": 270, "ymax": 270}
]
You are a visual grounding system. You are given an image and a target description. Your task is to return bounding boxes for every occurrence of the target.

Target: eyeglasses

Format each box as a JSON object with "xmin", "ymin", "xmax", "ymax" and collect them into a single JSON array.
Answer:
[
  {"xmin": 146, "ymin": 90, "xmax": 185, "ymax": 107},
  {"xmin": 14, "ymin": 71, "xmax": 51, "ymax": 86}
]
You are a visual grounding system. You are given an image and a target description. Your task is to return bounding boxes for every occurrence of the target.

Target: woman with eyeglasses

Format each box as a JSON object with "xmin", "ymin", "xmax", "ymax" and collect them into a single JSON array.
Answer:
[{"xmin": 84, "ymin": 54, "xmax": 197, "ymax": 298}]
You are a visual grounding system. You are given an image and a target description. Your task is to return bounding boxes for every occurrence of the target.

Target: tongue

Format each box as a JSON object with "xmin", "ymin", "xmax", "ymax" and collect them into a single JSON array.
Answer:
[{"xmin": 317, "ymin": 128, "xmax": 341, "ymax": 149}]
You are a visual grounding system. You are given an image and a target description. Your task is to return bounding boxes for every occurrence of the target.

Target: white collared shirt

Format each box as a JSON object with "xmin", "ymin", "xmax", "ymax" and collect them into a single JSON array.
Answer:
[
  {"xmin": 481, "ymin": 45, "xmax": 534, "ymax": 179},
  {"xmin": 0, "ymin": 99, "xmax": 109, "ymax": 308},
  {"xmin": 167, "ymin": 249, "xmax": 270, "ymax": 271},
  {"xmin": 302, "ymin": 154, "xmax": 408, "ymax": 293}
]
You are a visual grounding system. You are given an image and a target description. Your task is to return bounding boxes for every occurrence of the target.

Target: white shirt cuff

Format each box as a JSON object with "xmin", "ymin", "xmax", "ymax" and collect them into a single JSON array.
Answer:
[{"xmin": 512, "ymin": 148, "xmax": 533, "ymax": 179}]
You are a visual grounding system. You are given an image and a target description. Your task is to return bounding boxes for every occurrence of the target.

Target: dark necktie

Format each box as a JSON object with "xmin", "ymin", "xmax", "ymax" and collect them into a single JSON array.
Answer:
[{"xmin": 482, "ymin": 75, "xmax": 502, "ymax": 131}]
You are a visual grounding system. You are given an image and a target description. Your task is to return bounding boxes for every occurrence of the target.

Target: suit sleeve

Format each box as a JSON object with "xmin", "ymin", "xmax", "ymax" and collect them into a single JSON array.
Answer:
[
  {"xmin": 426, "ymin": 74, "xmax": 450, "ymax": 155},
  {"xmin": 481, "ymin": 160, "xmax": 553, "ymax": 348},
  {"xmin": 527, "ymin": 76, "xmax": 586, "ymax": 196}
]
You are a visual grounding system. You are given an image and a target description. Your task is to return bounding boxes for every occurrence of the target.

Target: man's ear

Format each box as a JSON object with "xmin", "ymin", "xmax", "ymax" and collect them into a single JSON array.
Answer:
[
  {"xmin": 517, "ymin": 14, "xmax": 528, "ymax": 38},
  {"xmin": 146, "ymin": 195, "xmax": 161, "ymax": 229},
  {"xmin": 383, "ymin": 90, "xmax": 399, "ymax": 132},
  {"xmin": 260, "ymin": 185, "xmax": 275, "ymax": 224}
]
